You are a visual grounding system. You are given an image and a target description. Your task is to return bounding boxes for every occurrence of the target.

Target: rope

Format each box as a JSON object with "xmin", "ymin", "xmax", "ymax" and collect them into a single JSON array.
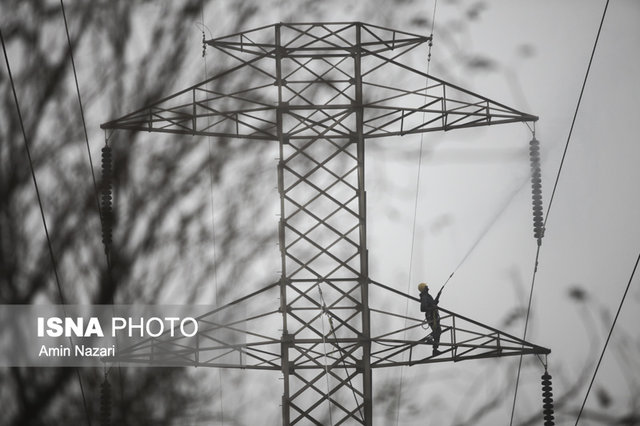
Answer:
[
  {"xmin": 437, "ymin": 128, "xmax": 540, "ymax": 298},
  {"xmin": 575, "ymin": 250, "xmax": 639, "ymax": 425},
  {"xmin": 1, "ymin": 23, "xmax": 92, "ymax": 426},
  {"xmin": 200, "ymin": 13, "xmax": 219, "ymax": 311},
  {"xmin": 317, "ymin": 283, "xmax": 364, "ymax": 422},
  {"xmin": 436, "ymin": 191, "xmax": 508, "ymax": 298},
  {"xmin": 394, "ymin": 2, "xmax": 438, "ymax": 424},
  {"xmin": 200, "ymin": 4, "xmax": 224, "ymax": 423},
  {"xmin": 317, "ymin": 285, "xmax": 335, "ymax": 426},
  {"xmin": 509, "ymin": 1, "xmax": 610, "ymax": 423}
]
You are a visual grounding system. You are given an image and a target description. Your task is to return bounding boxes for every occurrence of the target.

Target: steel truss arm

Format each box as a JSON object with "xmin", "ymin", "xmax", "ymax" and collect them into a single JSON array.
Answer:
[
  {"xmin": 100, "ymin": 22, "xmax": 536, "ymax": 141},
  {"xmin": 105, "ymin": 281, "xmax": 284, "ymax": 369},
  {"xmin": 206, "ymin": 22, "xmax": 430, "ymax": 58},
  {"xmin": 368, "ymin": 280, "xmax": 550, "ymax": 368},
  {"xmin": 107, "ymin": 278, "xmax": 549, "ymax": 370},
  {"xmin": 100, "ymin": 51, "xmax": 280, "ymax": 140},
  {"xmin": 359, "ymin": 49, "xmax": 538, "ymax": 137},
  {"xmin": 99, "ymin": 72, "xmax": 536, "ymax": 141}
]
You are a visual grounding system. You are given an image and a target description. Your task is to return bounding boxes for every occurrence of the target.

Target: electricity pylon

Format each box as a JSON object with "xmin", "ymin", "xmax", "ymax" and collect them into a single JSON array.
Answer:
[{"xmin": 101, "ymin": 22, "xmax": 548, "ymax": 425}]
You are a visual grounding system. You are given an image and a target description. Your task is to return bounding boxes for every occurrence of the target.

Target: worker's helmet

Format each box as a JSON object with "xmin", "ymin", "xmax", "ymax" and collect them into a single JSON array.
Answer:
[{"xmin": 418, "ymin": 282, "xmax": 428, "ymax": 292}]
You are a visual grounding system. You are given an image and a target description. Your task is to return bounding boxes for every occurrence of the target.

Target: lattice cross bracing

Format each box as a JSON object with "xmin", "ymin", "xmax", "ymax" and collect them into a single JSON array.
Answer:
[{"xmin": 100, "ymin": 22, "xmax": 545, "ymax": 426}]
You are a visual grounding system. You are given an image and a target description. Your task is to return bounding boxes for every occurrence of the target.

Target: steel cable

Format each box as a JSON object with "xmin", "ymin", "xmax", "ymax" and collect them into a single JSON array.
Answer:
[{"xmin": 509, "ymin": 1, "xmax": 610, "ymax": 424}]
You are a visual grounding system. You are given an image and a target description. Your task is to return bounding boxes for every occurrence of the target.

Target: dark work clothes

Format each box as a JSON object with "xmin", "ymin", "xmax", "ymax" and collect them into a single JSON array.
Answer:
[
  {"xmin": 420, "ymin": 290, "xmax": 438, "ymax": 312},
  {"xmin": 420, "ymin": 289, "xmax": 442, "ymax": 350}
]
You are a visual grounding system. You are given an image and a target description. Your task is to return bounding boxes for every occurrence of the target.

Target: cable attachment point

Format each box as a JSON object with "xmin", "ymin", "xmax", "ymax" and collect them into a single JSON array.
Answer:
[
  {"xmin": 100, "ymin": 144, "xmax": 113, "ymax": 252},
  {"xmin": 541, "ymin": 371, "xmax": 555, "ymax": 426},
  {"xmin": 202, "ymin": 31, "xmax": 206, "ymax": 57},
  {"xmin": 529, "ymin": 137, "xmax": 545, "ymax": 242}
]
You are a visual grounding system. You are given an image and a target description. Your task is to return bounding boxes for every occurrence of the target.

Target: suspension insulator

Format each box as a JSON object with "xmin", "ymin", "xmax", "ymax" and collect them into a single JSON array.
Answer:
[
  {"xmin": 541, "ymin": 372, "xmax": 555, "ymax": 426},
  {"xmin": 529, "ymin": 138, "xmax": 545, "ymax": 241},
  {"xmin": 100, "ymin": 377, "xmax": 111, "ymax": 426},
  {"xmin": 101, "ymin": 145, "xmax": 113, "ymax": 249}
]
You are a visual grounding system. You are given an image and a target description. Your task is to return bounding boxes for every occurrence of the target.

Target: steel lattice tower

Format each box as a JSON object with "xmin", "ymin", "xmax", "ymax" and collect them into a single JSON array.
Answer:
[{"xmin": 102, "ymin": 22, "xmax": 549, "ymax": 425}]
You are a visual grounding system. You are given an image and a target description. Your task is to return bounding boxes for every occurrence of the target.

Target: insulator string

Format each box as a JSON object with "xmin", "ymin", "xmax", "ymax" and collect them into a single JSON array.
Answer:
[
  {"xmin": 541, "ymin": 371, "xmax": 555, "ymax": 426},
  {"xmin": 100, "ymin": 142, "xmax": 114, "ymax": 253},
  {"xmin": 529, "ymin": 136, "xmax": 545, "ymax": 243},
  {"xmin": 100, "ymin": 374, "xmax": 112, "ymax": 426}
]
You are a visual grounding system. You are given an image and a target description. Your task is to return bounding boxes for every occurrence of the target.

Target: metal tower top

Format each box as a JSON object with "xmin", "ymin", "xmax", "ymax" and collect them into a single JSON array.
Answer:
[
  {"xmin": 206, "ymin": 22, "xmax": 431, "ymax": 57},
  {"xmin": 101, "ymin": 21, "xmax": 537, "ymax": 141}
]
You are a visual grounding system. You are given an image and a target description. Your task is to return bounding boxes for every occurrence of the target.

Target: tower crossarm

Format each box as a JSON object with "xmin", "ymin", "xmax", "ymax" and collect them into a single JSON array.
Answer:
[
  {"xmin": 103, "ymin": 281, "xmax": 285, "ymax": 370},
  {"xmin": 367, "ymin": 280, "xmax": 550, "ymax": 368},
  {"xmin": 100, "ymin": 22, "xmax": 537, "ymax": 143},
  {"xmin": 206, "ymin": 22, "xmax": 431, "ymax": 59},
  {"xmin": 100, "ymin": 50, "xmax": 280, "ymax": 140},
  {"xmin": 359, "ymin": 49, "xmax": 538, "ymax": 137},
  {"xmin": 105, "ymin": 278, "xmax": 551, "ymax": 370}
]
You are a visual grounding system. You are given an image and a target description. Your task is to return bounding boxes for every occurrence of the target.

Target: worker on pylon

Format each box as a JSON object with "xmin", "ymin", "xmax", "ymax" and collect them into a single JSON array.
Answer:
[{"xmin": 418, "ymin": 282, "xmax": 441, "ymax": 355}]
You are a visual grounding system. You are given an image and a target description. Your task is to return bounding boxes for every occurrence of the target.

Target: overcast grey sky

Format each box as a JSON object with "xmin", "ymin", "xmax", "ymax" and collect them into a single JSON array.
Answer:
[
  {"xmin": 361, "ymin": 1, "xmax": 640, "ymax": 424},
  {"xmin": 3, "ymin": 0, "xmax": 636, "ymax": 424},
  {"xmin": 187, "ymin": 1, "xmax": 640, "ymax": 424}
]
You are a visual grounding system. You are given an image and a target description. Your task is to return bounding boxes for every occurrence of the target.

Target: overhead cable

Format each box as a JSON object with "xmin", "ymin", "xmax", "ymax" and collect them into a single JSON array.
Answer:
[
  {"xmin": 509, "ymin": 1, "xmax": 611, "ymax": 424},
  {"xmin": 1, "ymin": 22, "xmax": 92, "ymax": 426},
  {"xmin": 575, "ymin": 251, "xmax": 639, "ymax": 425}
]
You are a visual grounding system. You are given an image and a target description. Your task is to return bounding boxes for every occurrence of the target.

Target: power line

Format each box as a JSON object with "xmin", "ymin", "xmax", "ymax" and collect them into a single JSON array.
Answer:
[
  {"xmin": 508, "ymin": 243, "xmax": 541, "ymax": 426},
  {"xmin": 575, "ymin": 250, "xmax": 640, "ymax": 425},
  {"xmin": 59, "ymin": 0, "xmax": 116, "ymax": 268},
  {"xmin": 509, "ymin": 1, "xmax": 610, "ymax": 424},
  {"xmin": 544, "ymin": 0, "xmax": 610, "ymax": 227},
  {"xmin": 59, "ymin": 0, "xmax": 101, "ymax": 220},
  {"xmin": 1, "ymin": 27, "xmax": 65, "ymax": 306},
  {"xmin": 1, "ymin": 24, "xmax": 91, "ymax": 426},
  {"xmin": 58, "ymin": 1, "xmax": 127, "ymax": 423},
  {"xmin": 59, "ymin": 0, "xmax": 117, "ymax": 287}
]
